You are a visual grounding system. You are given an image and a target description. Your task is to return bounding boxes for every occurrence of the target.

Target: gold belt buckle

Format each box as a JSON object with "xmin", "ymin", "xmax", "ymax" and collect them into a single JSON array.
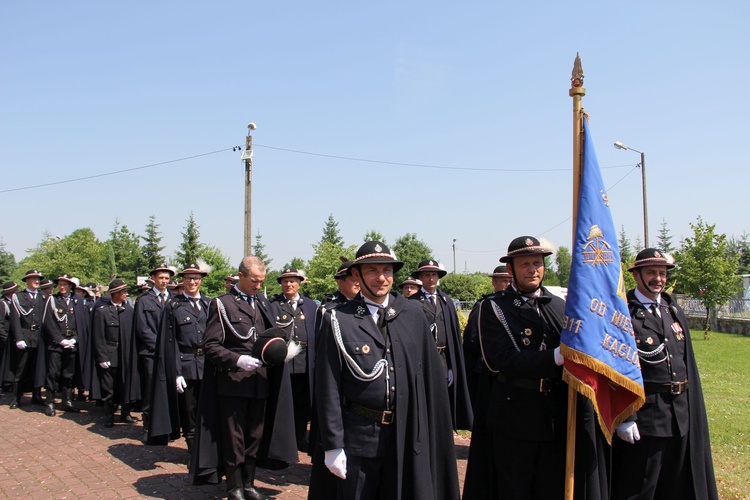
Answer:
[{"xmin": 381, "ymin": 410, "xmax": 393, "ymax": 425}]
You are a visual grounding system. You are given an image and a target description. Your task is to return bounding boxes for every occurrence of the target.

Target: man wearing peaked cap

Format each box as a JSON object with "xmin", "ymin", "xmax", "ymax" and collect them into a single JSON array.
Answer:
[
  {"xmin": 611, "ymin": 249, "xmax": 717, "ymax": 499},
  {"xmin": 91, "ymin": 279, "xmax": 141, "ymax": 427},
  {"xmin": 465, "ymin": 236, "xmax": 611, "ymax": 499},
  {"xmin": 0, "ymin": 282, "xmax": 20, "ymax": 391},
  {"xmin": 488, "ymin": 264, "xmax": 513, "ymax": 293},
  {"xmin": 8, "ymin": 270, "xmax": 47, "ymax": 408},
  {"xmin": 409, "ymin": 259, "xmax": 473, "ymax": 432},
  {"xmin": 191, "ymin": 255, "xmax": 296, "ymax": 500},
  {"xmin": 134, "ymin": 263, "xmax": 175, "ymax": 441},
  {"xmin": 148, "ymin": 263, "xmax": 210, "ymax": 450},
  {"xmin": 309, "ymin": 241, "xmax": 459, "ymax": 500},
  {"xmin": 41, "ymin": 274, "xmax": 89, "ymax": 415},
  {"xmin": 269, "ymin": 268, "xmax": 317, "ymax": 453},
  {"xmin": 398, "ymin": 277, "xmax": 421, "ymax": 298}
]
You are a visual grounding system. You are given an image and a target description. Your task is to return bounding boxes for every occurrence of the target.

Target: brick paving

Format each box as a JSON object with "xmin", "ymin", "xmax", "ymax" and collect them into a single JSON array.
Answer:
[{"xmin": 0, "ymin": 392, "xmax": 469, "ymax": 499}]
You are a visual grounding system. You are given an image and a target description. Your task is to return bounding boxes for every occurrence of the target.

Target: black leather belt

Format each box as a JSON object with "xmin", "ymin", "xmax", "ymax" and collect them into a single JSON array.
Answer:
[
  {"xmin": 496, "ymin": 373, "xmax": 555, "ymax": 393},
  {"xmin": 343, "ymin": 397, "xmax": 394, "ymax": 425},
  {"xmin": 436, "ymin": 345, "xmax": 446, "ymax": 352},
  {"xmin": 65, "ymin": 330, "xmax": 77, "ymax": 337},
  {"xmin": 645, "ymin": 380, "xmax": 689, "ymax": 396},
  {"xmin": 106, "ymin": 340, "xmax": 119, "ymax": 347},
  {"xmin": 179, "ymin": 346, "xmax": 204, "ymax": 356}
]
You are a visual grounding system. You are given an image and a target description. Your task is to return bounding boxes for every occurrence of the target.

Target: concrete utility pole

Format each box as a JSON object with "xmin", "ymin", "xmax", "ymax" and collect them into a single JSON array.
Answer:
[{"xmin": 242, "ymin": 123, "xmax": 256, "ymax": 257}]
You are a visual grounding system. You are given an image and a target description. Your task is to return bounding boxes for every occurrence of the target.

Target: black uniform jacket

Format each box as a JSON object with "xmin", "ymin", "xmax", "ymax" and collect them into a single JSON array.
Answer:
[
  {"xmin": 9, "ymin": 290, "xmax": 48, "ymax": 389},
  {"xmin": 189, "ymin": 290, "xmax": 298, "ymax": 484},
  {"xmin": 627, "ymin": 291, "xmax": 718, "ymax": 499},
  {"xmin": 41, "ymin": 293, "xmax": 91, "ymax": 384},
  {"xmin": 90, "ymin": 297, "xmax": 141, "ymax": 402},
  {"xmin": 462, "ymin": 286, "xmax": 610, "ymax": 500},
  {"xmin": 148, "ymin": 292, "xmax": 209, "ymax": 441},
  {"xmin": 0, "ymin": 298, "xmax": 13, "ymax": 385},
  {"xmin": 269, "ymin": 293, "xmax": 318, "ymax": 392},
  {"xmin": 409, "ymin": 288, "xmax": 474, "ymax": 431},
  {"xmin": 134, "ymin": 290, "xmax": 168, "ymax": 355},
  {"xmin": 309, "ymin": 292, "xmax": 460, "ymax": 500}
]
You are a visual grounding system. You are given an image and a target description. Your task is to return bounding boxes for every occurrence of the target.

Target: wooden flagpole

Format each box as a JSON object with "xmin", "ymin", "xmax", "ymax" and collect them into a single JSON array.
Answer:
[{"xmin": 565, "ymin": 52, "xmax": 586, "ymax": 500}]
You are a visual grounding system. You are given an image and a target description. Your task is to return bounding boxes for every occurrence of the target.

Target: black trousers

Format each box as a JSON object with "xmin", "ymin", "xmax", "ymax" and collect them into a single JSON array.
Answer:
[
  {"xmin": 491, "ymin": 430, "xmax": 565, "ymax": 500},
  {"xmin": 97, "ymin": 364, "xmax": 123, "ymax": 403},
  {"xmin": 612, "ymin": 432, "xmax": 692, "ymax": 500},
  {"xmin": 290, "ymin": 373, "xmax": 310, "ymax": 443},
  {"xmin": 45, "ymin": 347, "xmax": 77, "ymax": 392},
  {"xmin": 337, "ymin": 453, "xmax": 399, "ymax": 500},
  {"xmin": 218, "ymin": 395, "xmax": 266, "ymax": 468},
  {"xmin": 139, "ymin": 353, "xmax": 155, "ymax": 417},
  {"xmin": 12, "ymin": 345, "xmax": 39, "ymax": 386},
  {"xmin": 178, "ymin": 378, "xmax": 201, "ymax": 439}
]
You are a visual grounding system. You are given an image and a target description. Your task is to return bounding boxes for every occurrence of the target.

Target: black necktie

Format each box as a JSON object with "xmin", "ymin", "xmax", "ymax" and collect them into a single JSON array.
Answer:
[
  {"xmin": 191, "ymin": 297, "xmax": 200, "ymax": 311},
  {"xmin": 376, "ymin": 306, "xmax": 388, "ymax": 340},
  {"xmin": 650, "ymin": 303, "xmax": 661, "ymax": 318},
  {"xmin": 289, "ymin": 299, "xmax": 297, "ymax": 311}
]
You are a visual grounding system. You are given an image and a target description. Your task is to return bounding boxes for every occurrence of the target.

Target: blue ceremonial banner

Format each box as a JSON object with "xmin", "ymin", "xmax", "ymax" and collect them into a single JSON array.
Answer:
[{"xmin": 561, "ymin": 117, "xmax": 645, "ymax": 444}]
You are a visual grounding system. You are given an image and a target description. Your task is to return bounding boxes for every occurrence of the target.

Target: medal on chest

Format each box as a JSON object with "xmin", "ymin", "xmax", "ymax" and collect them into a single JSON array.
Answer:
[{"xmin": 672, "ymin": 322, "xmax": 684, "ymax": 340}]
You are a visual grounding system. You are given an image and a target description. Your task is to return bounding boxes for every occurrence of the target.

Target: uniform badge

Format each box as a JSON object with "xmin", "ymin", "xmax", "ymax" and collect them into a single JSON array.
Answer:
[
  {"xmin": 672, "ymin": 323, "xmax": 684, "ymax": 340},
  {"xmin": 282, "ymin": 315, "xmax": 288, "ymax": 320},
  {"xmin": 57, "ymin": 308, "xmax": 63, "ymax": 313},
  {"xmin": 522, "ymin": 338, "xmax": 531, "ymax": 346},
  {"xmin": 362, "ymin": 345, "xmax": 371, "ymax": 354},
  {"xmin": 356, "ymin": 305, "xmax": 367, "ymax": 316},
  {"xmin": 234, "ymin": 296, "xmax": 241, "ymax": 302},
  {"xmin": 387, "ymin": 307, "xmax": 396, "ymax": 317},
  {"xmin": 513, "ymin": 299, "xmax": 522, "ymax": 308},
  {"xmin": 300, "ymin": 313, "xmax": 305, "ymax": 320},
  {"xmin": 645, "ymin": 337, "xmax": 653, "ymax": 345},
  {"xmin": 185, "ymin": 316, "xmax": 191, "ymax": 322},
  {"xmin": 524, "ymin": 328, "xmax": 532, "ymax": 336}
]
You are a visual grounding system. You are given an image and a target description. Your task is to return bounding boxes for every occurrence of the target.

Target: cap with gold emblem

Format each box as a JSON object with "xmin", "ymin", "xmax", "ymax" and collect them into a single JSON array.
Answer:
[
  {"xmin": 499, "ymin": 236, "xmax": 552, "ymax": 263},
  {"xmin": 628, "ymin": 248, "xmax": 675, "ymax": 271},
  {"xmin": 412, "ymin": 260, "xmax": 447, "ymax": 278}
]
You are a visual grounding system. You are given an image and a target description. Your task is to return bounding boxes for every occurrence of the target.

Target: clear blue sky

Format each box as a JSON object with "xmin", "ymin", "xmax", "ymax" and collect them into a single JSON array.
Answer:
[{"xmin": 2, "ymin": 1, "xmax": 748, "ymax": 275}]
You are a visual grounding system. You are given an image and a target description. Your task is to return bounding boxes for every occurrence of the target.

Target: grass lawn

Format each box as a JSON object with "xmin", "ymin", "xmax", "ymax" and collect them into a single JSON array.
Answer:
[{"xmin": 693, "ymin": 331, "xmax": 750, "ymax": 500}]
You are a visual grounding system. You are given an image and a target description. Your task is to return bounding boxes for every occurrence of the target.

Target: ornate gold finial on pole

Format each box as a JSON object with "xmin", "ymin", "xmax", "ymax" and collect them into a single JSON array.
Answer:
[{"xmin": 571, "ymin": 52, "xmax": 584, "ymax": 89}]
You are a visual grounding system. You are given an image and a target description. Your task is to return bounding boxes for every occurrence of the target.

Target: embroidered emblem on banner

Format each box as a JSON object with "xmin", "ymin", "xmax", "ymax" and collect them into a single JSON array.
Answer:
[{"xmin": 582, "ymin": 225, "xmax": 615, "ymax": 267}]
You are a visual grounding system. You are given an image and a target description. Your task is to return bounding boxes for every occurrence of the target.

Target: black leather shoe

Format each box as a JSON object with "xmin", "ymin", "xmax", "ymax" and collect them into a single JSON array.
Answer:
[
  {"xmin": 9, "ymin": 400, "xmax": 19, "ymax": 409},
  {"xmin": 120, "ymin": 414, "xmax": 139, "ymax": 424},
  {"xmin": 45, "ymin": 404, "xmax": 56, "ymax": 417},
  {"xmin": 244, "ymin": 486, "xmax": 270, "ymax": 500},
  {"xmin": 31, "ymin": 395, "xmax": 45, "ymax": 406}
]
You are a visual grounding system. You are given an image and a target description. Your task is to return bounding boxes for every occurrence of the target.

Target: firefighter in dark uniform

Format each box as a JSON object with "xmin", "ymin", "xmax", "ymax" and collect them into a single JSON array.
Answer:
[
  {"xmin": 398, "ymin": 276, "xmax": 421, "ymax": 297},
  {"xmin": 134, "ymin": 263, "xmax": 174, "ymax": 442},
  {"xmin": 269, "ymin": 267, "xmax": 318, "ymax": 453},
  {"xmin": 612, "ymin": 249, "xmax": 717, "ymax": 500},
  {"xmin": 309, "ymin": 241, "xmax": 460, "ymax": 500},
  {"xmin": 192, "ymin": 255, "xmax": 297, "ymax": 500},
  {"xmin": 463, "ymin": 236, "xmax": 569, "ymax": 499},
  {"xmin": 0, "ymin": 281, "xmax": 19, "ymax": 391},
  {"xmin": 408, "ymin": 259, "xmax": 473, "ymax": 431},
  {"xmin": 41, "ymin": 274, "xmax": 88, "ymax": 415},
  {"xmin": 9, "ymin": 269, "xmax": 47, "ymax": 408},
  {"xmin": 314, "ymin": 259, "xmax": 359, "ymax": 336},
  {"xmin": 92, "ymin": 279, "xmax": 141, "ymax": 427},
  {"xmin": 148, "ymin": 263, "xmax": 209, "ymax": 451}
]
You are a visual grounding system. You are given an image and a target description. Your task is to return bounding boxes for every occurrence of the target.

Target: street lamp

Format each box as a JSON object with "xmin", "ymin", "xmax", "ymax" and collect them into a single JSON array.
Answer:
[
  {"xmin": 452, "ymin": 239, "xmax": 457, "ymax": 274},
  {"xmin": 241, "ymin": 122, "xmax": 257, "ymax": 257},
  {"xmin": 614, "ymin": 141, "xmax": 649, "ymax": 248}
]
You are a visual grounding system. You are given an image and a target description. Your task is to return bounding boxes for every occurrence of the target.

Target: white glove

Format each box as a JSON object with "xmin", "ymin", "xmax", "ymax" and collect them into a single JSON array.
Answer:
[
  {"xmin": 616, "ymin": 421, "xmax": 641, "ymax": 444},
  {"xmin": 98, "ymin": 361, "xmax": 111, "ymax": 369},
  {"xmin": 324, "ymin": 448, "xmax": 347, "ymax": 479},
  {"xmin": 447, "ymin": 369, "xmax": 454, "ymax": 387},
  {"xmin": 236, "ymin": 355, "xmax": 262, "ymax": 373},
  {"xmin": 15, "ymin": 340, "xmax": 27, "ymax": 350},
  {"xmin": 176, "ymin": 376, "xmax": 187, "ymax": 394},
  {"xmin": 60, "ymin": 339, "xmax": 73, "ymax": 349},
  {"xmin": 553, "ymin": 346, "xmax": 564, "ymax": 366}
]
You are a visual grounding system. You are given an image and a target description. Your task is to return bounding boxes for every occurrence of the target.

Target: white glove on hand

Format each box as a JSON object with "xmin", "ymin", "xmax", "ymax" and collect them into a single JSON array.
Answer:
[
  {"xmin": 324, "ymin": 448, "xmax": 347, "ymax": 479},
  {"xmin": 616, "ymin": 421, "xmax": 641, "ymax": 444},
  {"xmin": 15, "ymin": 340, "xmax": 27, "ymax": 350},
  {"xmin": 236, "ymin": 355, "xmax": 262, "ymax": 373},
  {"xmin": 60, "ymin": 339, "xmax": 74, "ymax": 349},
  {"xmin": 553, "ymin": 346, "xmax": 564, "ymax": 366},
  {"xmin": 176, "ymin": 376, "xmax": 187, "ymax": 394},
  {"xmin": 98, "ymin": 361, "xmax": 111, "ymax": 369},
  {"xmin": 447, "ymin": 369, "xmax": 454, "ymax": 387}
]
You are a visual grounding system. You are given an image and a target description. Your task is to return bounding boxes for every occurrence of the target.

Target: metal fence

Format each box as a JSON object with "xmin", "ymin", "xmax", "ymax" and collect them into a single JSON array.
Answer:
[{"xmin": 675, "ymin": 295, "xmax": 750, "ymax": 319}]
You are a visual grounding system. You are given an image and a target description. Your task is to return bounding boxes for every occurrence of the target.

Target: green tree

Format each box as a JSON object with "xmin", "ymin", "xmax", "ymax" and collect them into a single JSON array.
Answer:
[
  {"xmin": 253, "ymin": 231, "xmax": 272, "ymax": 268},
  {"xmin": 0, "ymin": 239, "xmax": 17, "ymax": 282},
  {"xmin": 619, "ymin": 226, "xmax": 633, "ymax": 265},
  {"xmin": 555, "ymin": 246, "xmax": 572, "ymax": 287},
  {"xmin": 175, "ymin": 212, "xmax": 203, "ymax": 268},
  {"xmin": 543, "ymin": 256, "xmax": 561, "ymax": 286},
  {"xmin": 141, "ymin": 215, "xmax": 166, "ymax": 270},
  {"xmin": 304, "ymin": 241, "xmax": 357, "ymax": 300},
  {"xmin": 674, "ymin": 217, "xmax": 742, "ymax": 337},
  {"xmin": 363, "ymin": 230, "xmax": 385, "ymax": 244},
  {"xmin": 392, "ymin": 233, "xmax": 432, "ymax": 285},
  {"xmin": 320, "ymin": 214, "xmax": 344, "ymax": 247},
  {"xmin": 657, "ymin": 218, "xmax": 676, "ymax": 255},
  {"xmin": 15, "ymin": 229, "xmax": 109, "ymax": 285},
  {"xmin": 439, "ymin": 272, "xmax": 493, "ymax": 302},
  {"xmin": 107, "ymin": 218, "xmax": 143, "ymax": 286},
  {"xmin": 727, "ymin": 233, "xmax": 750, "ymax": 275},
  {"xmin": 198, "ymin": 244, "xmax": 234, "ymax": 298}
]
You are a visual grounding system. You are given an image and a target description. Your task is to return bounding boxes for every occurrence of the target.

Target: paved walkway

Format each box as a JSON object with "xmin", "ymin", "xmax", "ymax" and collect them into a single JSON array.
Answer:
[{"xmin": 0, "ymin": 392, "xmax": 470, "ymax": 499}]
